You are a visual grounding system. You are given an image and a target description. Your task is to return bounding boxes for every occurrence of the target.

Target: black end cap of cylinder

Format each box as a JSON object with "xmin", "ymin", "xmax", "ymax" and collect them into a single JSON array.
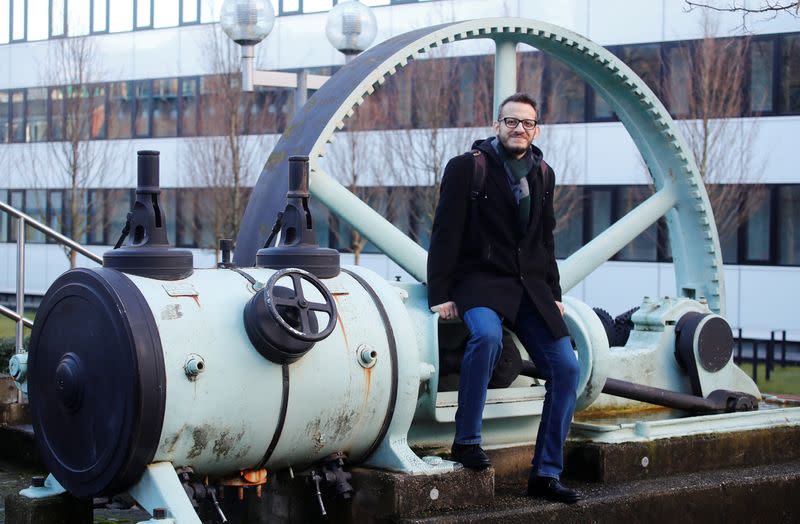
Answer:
[
  {"xmin": 104, "ymin": 247, "xmax": 194, "ymax": 281},
  {"xmin": 256, "ymin": 246, "xmax": 340, "ymax": 279},
  {"xmin": 243, "ymin": 287, "xmax": 316, "ymax": 364}
]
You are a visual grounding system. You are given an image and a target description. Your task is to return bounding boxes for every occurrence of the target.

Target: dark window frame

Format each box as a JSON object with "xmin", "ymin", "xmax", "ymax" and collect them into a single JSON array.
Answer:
[
  {"xmin": 179, "ymin": 0, "xmax": 200, "ymax": 25},
  {"xmin": 134, "ymin": 0, "xmax": 153, "ymax": 30},
  {"xmin": 10, "ymin": 0, "xmax": 27, "ymax": 42},
  {"xmin": 91, "ymin": 0, "xmax": 110, "ymax": 34}
]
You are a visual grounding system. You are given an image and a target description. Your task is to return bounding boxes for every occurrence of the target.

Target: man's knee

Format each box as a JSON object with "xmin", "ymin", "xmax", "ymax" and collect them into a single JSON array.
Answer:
[
  {"xmin": 556, "ymin": 340, "xmax": 581, "ymax": 389},
  {"xmin": 469, "ymin": 327, "xmax": 503, "ymax": 351}
]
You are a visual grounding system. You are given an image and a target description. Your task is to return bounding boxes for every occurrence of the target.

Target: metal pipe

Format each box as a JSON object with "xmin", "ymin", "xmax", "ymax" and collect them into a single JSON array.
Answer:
[
  {"xmin": 0, "ymin": 201, "xmax": 102, "ymax": 263},
  {"xmin": 602, "ymin": 377, "xmax": 721, "ymax": 413},
  {"xmin": 16, "ymin": 217, "xmax": 25, "ymax": 354},
  {"xmin": 296, "ymin": 70, "xmax": 308, "ymax": 111},
  {"xmin": 240, "ymin": 44, "xmax": 255, "ymax": 92},
  {"xmin": 493, "ymin": 39, "xmax": 518, "ymax": 121},
  {"xmin": 0, "ymin": 305, "xmax": 33, "ymax": 328}
]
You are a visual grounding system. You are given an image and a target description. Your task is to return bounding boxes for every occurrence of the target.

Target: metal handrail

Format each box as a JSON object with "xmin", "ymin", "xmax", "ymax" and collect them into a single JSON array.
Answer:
[{"xmin": 0, "ymin": 200, "xmax": 103, "ymax": 356}]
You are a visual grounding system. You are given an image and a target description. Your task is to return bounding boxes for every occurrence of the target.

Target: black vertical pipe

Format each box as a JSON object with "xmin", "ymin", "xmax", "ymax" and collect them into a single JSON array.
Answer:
[
  {"xmin": 752, "ymin": 340, "xmax": 758, "ymax": 384},
  {"xmin": 137, "ymin": 150, "xmax": 160, "ymax": 192},
  {"xmin": 781, "ymin": 330, "xmax": 787, "ymax": 367},
  {"xmin": 766, "ymin": 334, "xmax": 773, "ymax": 381}
]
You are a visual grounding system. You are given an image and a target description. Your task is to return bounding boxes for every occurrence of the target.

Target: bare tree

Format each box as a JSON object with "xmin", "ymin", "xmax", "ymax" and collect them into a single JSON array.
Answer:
[
  {"xmin": 663, "ymin": 14, "xmax": 765, "ymax": 247},
  {"xmin": 36, "ymin": 35, "xmax": 114, "ymax": 267},
  {"xmin": 685, "ymin": 1, "xmax": 799, "ymax": 29},
  {"xmin": 182, "ymin": 26, "xmax": 270, "ymax": 255}
]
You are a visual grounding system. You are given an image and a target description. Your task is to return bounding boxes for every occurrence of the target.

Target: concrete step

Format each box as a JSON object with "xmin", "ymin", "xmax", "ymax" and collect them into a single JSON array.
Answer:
[{"xmin": 399, "ymin": 460, "xmax": 800, "ymax": 524}]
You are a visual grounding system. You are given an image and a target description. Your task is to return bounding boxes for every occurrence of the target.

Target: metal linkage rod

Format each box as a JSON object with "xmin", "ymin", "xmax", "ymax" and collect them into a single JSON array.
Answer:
[
  {"xmin": 16, "ymin": 217, "xmax": 25, "ymax": 354},
  {"xmin": 0, "ymin": 305, "xmax": 33, "ymax": 328}
]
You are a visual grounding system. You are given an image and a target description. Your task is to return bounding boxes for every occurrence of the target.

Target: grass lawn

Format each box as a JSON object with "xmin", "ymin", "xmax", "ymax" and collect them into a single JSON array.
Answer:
[
  {"xmin": 0, "ymin": 311, "xmax": 33, "ymax": 338},
  {"xmin": 737, "ymin": 362, "xmax": 800, "ymax": 396}
]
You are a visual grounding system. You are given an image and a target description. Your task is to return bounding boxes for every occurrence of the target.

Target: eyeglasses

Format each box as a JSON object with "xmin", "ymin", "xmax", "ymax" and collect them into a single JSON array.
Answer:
[{"xmin": 499, "ymin": 117, "xmax": 538, "ymax": 131}]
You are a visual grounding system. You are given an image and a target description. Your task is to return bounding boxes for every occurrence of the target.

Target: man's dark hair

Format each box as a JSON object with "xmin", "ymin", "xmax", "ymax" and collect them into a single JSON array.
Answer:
[{"xmin": 497, "ymin": 92, "xmax": 538, "ymax": 117}]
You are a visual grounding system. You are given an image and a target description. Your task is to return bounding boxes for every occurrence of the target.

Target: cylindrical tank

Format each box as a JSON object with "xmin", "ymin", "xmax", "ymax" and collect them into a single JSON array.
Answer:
[{"xmin": 28, "ymin": 263, "xmax": 418, "ymax": 498}]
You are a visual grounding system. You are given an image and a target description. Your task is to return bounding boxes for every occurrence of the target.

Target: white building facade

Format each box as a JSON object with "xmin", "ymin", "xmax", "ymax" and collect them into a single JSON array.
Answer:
[{"xmin": 0, "ymin": 0, "xmax": 798, "ymax": 339}]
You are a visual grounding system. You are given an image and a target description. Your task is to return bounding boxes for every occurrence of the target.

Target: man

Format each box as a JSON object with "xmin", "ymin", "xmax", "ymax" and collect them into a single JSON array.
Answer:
[{"xmin": 427, "ymin": 93, "xmax": 582, "ymax": 504}]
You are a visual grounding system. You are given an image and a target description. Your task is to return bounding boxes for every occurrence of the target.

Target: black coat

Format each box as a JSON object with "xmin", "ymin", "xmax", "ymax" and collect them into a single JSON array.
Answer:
[{"xmin": 426, "ymin": 138, "xmax": 568, "ymax": 339}]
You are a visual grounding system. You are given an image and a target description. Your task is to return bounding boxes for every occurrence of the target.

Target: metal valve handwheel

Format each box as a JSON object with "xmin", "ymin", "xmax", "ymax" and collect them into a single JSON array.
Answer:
[{"xmin": 265, "ymin": 268, "xmax": 337, "ymax": 342}]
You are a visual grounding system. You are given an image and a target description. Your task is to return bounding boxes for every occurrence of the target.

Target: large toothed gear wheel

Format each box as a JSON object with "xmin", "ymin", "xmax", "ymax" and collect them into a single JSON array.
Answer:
[{"xmin": 234, "ymin": 18, "xmax": 725, "ymax": 400}]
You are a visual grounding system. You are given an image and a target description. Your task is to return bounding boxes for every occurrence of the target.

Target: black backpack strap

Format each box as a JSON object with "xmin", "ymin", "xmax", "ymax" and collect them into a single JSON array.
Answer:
[{"xmin": 470, "ymin": 149, "xmax": 488, "ymax": 200}]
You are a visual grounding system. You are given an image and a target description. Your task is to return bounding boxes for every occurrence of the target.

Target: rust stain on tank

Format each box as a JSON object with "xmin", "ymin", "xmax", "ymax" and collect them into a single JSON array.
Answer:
[
  {"xmin": 364, "ymin": 366, "xmax": 372, "ymax": 398},
  {"xmin": 332, "ymin": 295, "xmax": 349, "ymax": 349}
]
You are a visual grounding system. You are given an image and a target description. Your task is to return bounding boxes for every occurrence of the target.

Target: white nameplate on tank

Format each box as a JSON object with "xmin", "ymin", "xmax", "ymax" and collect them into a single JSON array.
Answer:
[{"xmin": 162, "ymin": 283, "xmax": 199, "ymax": 297}]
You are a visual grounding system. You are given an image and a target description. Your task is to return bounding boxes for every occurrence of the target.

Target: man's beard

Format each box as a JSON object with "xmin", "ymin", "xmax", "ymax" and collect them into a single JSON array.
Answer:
[{"xmin": 502, "ymin": 137, "xmax": 529, "ymax": 156}]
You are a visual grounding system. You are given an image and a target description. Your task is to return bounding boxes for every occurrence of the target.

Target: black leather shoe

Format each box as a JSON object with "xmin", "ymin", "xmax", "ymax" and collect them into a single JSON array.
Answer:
[
  {"xmin": 451, "ymin": 443, "xmax": 492, "ymax": 470},
  {"xmin": 527, "ymin": 476, "xmax": 583, "ymax": 504}
]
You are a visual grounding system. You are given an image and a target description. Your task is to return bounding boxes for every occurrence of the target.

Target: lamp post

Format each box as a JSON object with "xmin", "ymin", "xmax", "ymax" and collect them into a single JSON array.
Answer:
[
  {"xmin": 220, "ymin": 0, "xmax": 275, "ymax": 92},
  {"xmin": 325, "ymin": 0, "xmax": 378, "ymax": 63}
]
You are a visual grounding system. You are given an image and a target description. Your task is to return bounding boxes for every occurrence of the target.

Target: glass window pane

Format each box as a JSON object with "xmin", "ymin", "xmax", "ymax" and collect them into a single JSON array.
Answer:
[
  {"xmin": 135, "ymin": 0, "xmax": 151, "ymax": 27},
  {"xmin": 617, "ymin": 186, "xmax": 657, "ymax": 261},
  {"xmin": 134, "ymin": 80, "xmax": 151, "ymax": 137},
  {"xmin": 745, "ymin": 188, "xmax": 771, "ymax": 261},
  {"xmin": 590, "ymin": 188, "xmax": 612, "ymax": 240},
  {"xmin": 200, "ymin": 75, "xmax": 225, "ymax": 135},
  {"xmin": 154, "ymin": 0, "xmax": 178, "ymax": 28},
  {"xmin": 591, "ymin": 90, "xmax": 614, "ymax": 120},
  {"xmin": 27, "ymin": 0, "xmax": 48, "ymax": 40},
  {"xmin": 108, "ymin": 82, "xmax": 132, "ymax": 139},
  {"xmin": 619, "ymin": 44, "xmax": 662, "ymax": 98},
  {"xmin": 87, "ymin": 190, "xmax": 105, "ymax": 244},
  {"xmin": 93, "ymin": 0, "xmax": 108, "ymax": 32},
  {"xmin": 666, "ymin": 45, "xmax": 691, "ymax": 117},
  {"xmin": 280, "ymin": 0, "xmax": 300, "ymax": 13},
  {"xmin": 544, "ymin": 58, "xmax": 585, "ymax": 124},
  {"xmin": 304, "ymin": 0, "xmax": 333, "ymax": 13},
  {"xmin": 152, "ymin": 78, "xmax": 178, "ymax": 137},
  {"xmin": 25, "ymin": 190, "xmax": 47, "ymax": 243},
  {"xmin": 554, "ymin": 186, "xmax": 583, "ymax": 258},
  {"xmin": 181, "ymin": 0, "xmax": 199, "ymax": 23},
  {"xmin": 109, "ymin": 0, "xmax": 133, "ymax": 32},
  {"xmin": 0, "ymin": 190, "xmax": 7, "ymax": 243},
  {"xmin": 177, "ymin": 189, "xmax": 198, "ymax": 247},
  {"xmin": 780, "ymin": 34, "xmax": 800, "ymax": 113},
  {"xmin": 162, "ymin": 188, "xmax": 177, "ymax": 245},
  {"xmin": 779, "ymin": 185, "xmax": 800, "ymax": 265},
  {"xmin": 10, "ymin": 90, "xmax": 25, "ymax": 142},
  {"xmin": 180, "ymin": 78, "xmax": 198, "ymax": 136},
  {"xmin": 49, "ymin": 87, "xmax": 65, "ymax": 140},
  {"xmin": 0, "ymin": 0, "xmax": 10, "ymax": 44},
  {"xmin": 9, "ymin": 191, "xmax": 23, "ymax": 242},
  {"xmin": 50, "ymin": 0, "xmax": 65, "ymax": 36},
  {"xmin": 11, "ymin": 0, "xmax": 24, "ymax": 40},
  {"xmin": 47, "ymin": 190, "xmax": 63, "ymax": 241},
  {"xmin": 0, "ymin": 91, "xmax": 9, "ymax": 143},
  {"xmin": 200, "ymin": 0, "xmax": 224, "ymax": 22},
  {"xmin": 750, "ymin": 40, "xmax": 774, "ymax": 113},
  {"xmin": 89, "ymin": 84, "xmax": 107, "ymax": 138},
  {"xmin": 26, "ymin": 87, "xmax": 48, "ymax": 142},
  {"xmin": 65, "ymin": 84, "xmax": 90, "ymax": 140},
  {"xmin": 106, "ymin": 189, "xmax": 130, "ymax": 244},
  {"xmin": 68, "ymin": 0, "xmax": 91, "ymax": 36}
]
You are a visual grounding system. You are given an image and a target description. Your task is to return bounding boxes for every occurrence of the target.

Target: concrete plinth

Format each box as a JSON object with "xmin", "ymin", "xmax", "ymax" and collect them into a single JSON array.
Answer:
[{"xmin": 4, "ymin": 492, "xmax": 92, "ymax": 524}]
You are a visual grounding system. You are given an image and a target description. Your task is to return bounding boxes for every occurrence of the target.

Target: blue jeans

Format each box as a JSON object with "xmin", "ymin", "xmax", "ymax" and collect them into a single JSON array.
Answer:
[{"xmin": 454, "ymin": 293, "xmax": 580, "ymax": 479}]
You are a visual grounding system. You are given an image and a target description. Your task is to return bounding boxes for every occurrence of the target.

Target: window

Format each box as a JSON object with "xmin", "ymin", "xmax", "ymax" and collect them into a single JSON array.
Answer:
[
  {"xmin": 554, "ymin": 186, "xmax": 583, "ymax": 259},
  {"xmin": 544, "ymin": 57, "xmax": 585, "ymax": 124},
  {"xmin": 49, "ymin": 87, "xmax": 65, "ymax": 140},
  {"xmin": 11, "ymin": 0, "xmax": 25, "ymax": 41},
  {"xmin": 179, "ymin": 77, "xmax": 199, "ymax": 136},
  {"xmin": 10, "ymin": 90, "xmax": 25, "ymax": 143},
  {"xmin": 26, "ymin": 87, "xmax": 48, "ymax": 142},
  {"xmin": 0, "ymin": 91, "xmax": 9, "ymax": 142},
  {"xmin": 92, "ymin": 0, "xmax": 109, "ymax": 33},
  {"xmin": 64, "ymin": 84, "xmax": 90, "ymax": 140},
  {"xmin": 106, "ymin": 189, "xmax": 131, "ymax": 245},
  {"xmin": 9, "ymin": 190, "xmax": 23, "ymax": 242},
  {"xmin": 152, "ymin": 78, "xmax": 178, "ymax": 137},
  {"xmin": 617, "ymin": 186, "xmax": 658, "ymax": 261},
  {"xmin": 304, "ymin": 0, "xmax": 333, "ymax": 13},
  {"xmin": 180, "ymin": 0, "xmax": 200, "ymax": 24},
  {"xmin": 618, "ymin": 44, "xmax": 662, "ymax": 99},
  {"xmin": 25, "ymin": 190, "xmax": 47, "ymax": 243},
  {"xmin": 665, "ymin": 44, "xmax": 691, "ymax": 117},
  {"xmin": 47, "ymin": 190, "xmax": 64, "ymax": 242},
  {"xmin": 176, "ymin": 189, "xmax": 200, "ymax": 248},
  {"xmin": 589, "ymin": 188, "xmax": 613, "ymax": 241},
  {"xmin": 280, "ymin": 0, "xmax": 300, "ymax": 14},
  {"xmin": 134, "ymin": 80, "xmax": 152, "ymax": 137},
  {"xmin": 778, "ymin": 185, "xmax": 800, "ymax": 265},
  {"xmin": 109, "ymin": 0, "xmax": 133, "ymax": 32},
  {"xmin": 0, "ymin": 0, "xmax": 10, "ymax": 44},
  {"xmin": 135, "ymin": 0, "xmax": 152, "ymax": 29},
  {"xmin": 0, "ymin": 190, "xmax": 7, "ymax": 242},
  {"xmin": 27, "ymin": 0, "xmax": 48, "ymax": 40},
  {"xmin": 154, "ymin": 0, "xmax": 179, "ymax": 28},
  {"xmin": 88, "ymin": 84, "xmax": 107, "ymax": 139},
  {"xmin": 517, "ymin": 51, "xmax": 546, "ymax": 115},
  {"xmin": 750, "ymin": 39, "xmax": 775, "ymax": 113},
  {"xmin": 108, "ymin": 82, "xmax": 132, "ymax": 139},
  {"xmin": 68, "ymin": 0, "xmax": 91, "ymax": 36},
  {"xmin": 87, "ymin": 189, "xmax": 106, "ymax": 244},
  {"xmin": 780, "ymin": 34, "xmax": 800, "ymax": 114},
  {"xmin": 200, "ymin": 0, "xmax": 224, "ymax": 23},
  {"xmin": 50, "ymin": 0, "xmax": 66, "ymax": 37},
  {"xmin": 744, "ymin": 187, "xmax": 771, "ymax": 262}
]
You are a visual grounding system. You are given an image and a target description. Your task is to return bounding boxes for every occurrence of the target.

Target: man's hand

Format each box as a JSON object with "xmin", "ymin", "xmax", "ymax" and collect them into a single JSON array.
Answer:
[
  {"xmin": 431, "ymin": 301, "xmax": 459, "ymax": 320},
  {"xmin": 556, "ymin": 301, "xmax": 565, "ymax": 316}
]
